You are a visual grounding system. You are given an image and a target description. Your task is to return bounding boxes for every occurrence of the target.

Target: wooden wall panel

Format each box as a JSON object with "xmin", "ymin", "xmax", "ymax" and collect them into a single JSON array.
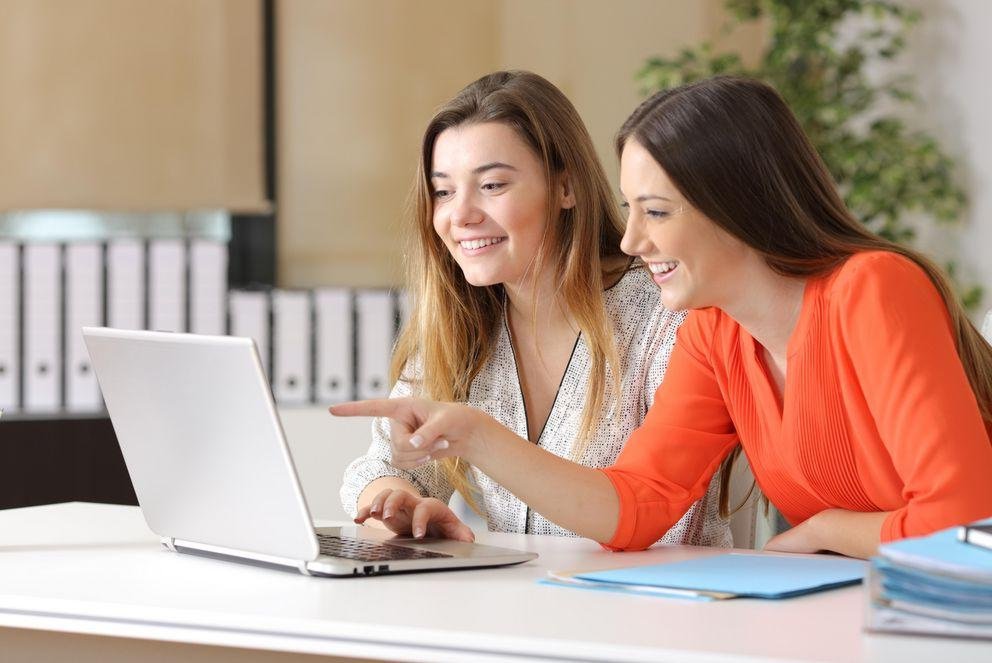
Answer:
[{"xmin": 0, "ymin": 0, "xmax": 266, "ymax": 211}]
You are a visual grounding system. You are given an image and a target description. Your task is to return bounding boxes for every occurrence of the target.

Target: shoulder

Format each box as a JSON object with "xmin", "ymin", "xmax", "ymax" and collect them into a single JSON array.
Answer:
[
  {"xmin": 821, "ymin": 250, "xmax": 951, "ymax": 339},
  {"xmin": 826, "ymin": 250, "xmax": 935, "ymax": 300},
  {"xmin": 676, "ymin": 307, "xmax": 730, "ymax": 363}
]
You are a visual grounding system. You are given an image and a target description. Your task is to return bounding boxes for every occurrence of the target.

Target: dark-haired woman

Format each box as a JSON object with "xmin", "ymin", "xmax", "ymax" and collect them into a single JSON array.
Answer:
[{"xmin": 333, "ymin": 76, "xmax": 992, "ymax": 559}]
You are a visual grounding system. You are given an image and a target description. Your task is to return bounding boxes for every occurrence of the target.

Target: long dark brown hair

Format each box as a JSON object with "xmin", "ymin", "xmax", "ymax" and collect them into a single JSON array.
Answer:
[
  {"xmin": 616, "ymin": 75, "xmax": 992, "ymax": 516},
  {"xmin": 395, "ymin": 71, "xmax": 627, "ymax": 511}
]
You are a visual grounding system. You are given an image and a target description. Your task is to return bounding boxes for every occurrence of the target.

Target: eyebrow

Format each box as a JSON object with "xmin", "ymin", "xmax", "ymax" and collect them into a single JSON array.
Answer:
[
  {"xmin": 431, "ymin": 162, "xmax": 518, "ymax": 179},
  {"xmin": 619, "ymin": 192, "xmax": 677, "ymax": 204}
]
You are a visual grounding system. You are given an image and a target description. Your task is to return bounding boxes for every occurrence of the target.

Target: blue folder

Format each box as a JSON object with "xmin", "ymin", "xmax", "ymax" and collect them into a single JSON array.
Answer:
[
  {"xmin": 544, "ymin": 553, "xmax": 866, "ymax": 600},
  {"xmin": 878, "ymin": 519, "xmax": 992, "ymax": 579}
]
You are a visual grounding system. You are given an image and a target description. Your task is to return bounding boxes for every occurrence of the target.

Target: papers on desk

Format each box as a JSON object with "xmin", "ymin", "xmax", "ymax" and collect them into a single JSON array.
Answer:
[
  {"xmin": 541, "ymin": 553, "xmax": 866, "ymax": 601},
  {"xmin": 866, "ymin": 519, "xmax": 992, "ymax": 639}
]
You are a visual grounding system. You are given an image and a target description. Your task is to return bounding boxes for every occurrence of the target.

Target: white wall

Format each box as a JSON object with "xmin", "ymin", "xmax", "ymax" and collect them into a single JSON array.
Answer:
[
  {"xmin": 903, "ymin": 0, "xmax": 992, "ymax": 319},
  {"xmin": 280, "ymin": 406, "xmax": 375, "ymax": 521}
]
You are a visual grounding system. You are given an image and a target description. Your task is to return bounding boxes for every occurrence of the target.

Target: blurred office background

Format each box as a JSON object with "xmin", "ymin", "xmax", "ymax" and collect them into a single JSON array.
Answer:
[{"xmin": 1, "ymin": 0, "xmax": 990, "ymax": 527}]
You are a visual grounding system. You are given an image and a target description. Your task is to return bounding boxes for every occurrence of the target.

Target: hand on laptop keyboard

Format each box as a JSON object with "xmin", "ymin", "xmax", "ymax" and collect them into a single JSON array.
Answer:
[{"xmin": 355, "ymin": 489, "xmax": 475, "ymax": 542}]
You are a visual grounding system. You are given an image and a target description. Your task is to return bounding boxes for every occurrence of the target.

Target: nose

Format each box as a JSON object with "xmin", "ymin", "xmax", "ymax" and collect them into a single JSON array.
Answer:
[
  {"xmin": 449, "ymin": 190, "xmax": 484, "ymax": 228},
  {"xmin": 620, "ymin": 214, "xmax": 651, "ymax": 257}
]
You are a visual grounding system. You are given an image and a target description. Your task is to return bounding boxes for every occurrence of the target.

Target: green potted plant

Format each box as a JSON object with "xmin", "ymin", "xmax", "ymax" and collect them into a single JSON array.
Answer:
[{"xmin": 637, "ymin": 0, "xmax": 981, "ymax": 309}]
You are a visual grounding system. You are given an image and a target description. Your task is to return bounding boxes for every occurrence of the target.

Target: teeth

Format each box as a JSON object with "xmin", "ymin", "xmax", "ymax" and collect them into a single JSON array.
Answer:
[
  {"xmin": 648, "ymin": 261, "xmax": 679, "ymax": 274},
  {"xmin": 460, "ymin": 237, "xmax": 505, "ymax": 250}
]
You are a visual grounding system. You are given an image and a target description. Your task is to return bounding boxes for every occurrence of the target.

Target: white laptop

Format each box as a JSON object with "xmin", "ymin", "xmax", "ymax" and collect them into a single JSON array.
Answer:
[{"xmin": 82, "ymin": 327, "xmax": 537, "ymax": 577}]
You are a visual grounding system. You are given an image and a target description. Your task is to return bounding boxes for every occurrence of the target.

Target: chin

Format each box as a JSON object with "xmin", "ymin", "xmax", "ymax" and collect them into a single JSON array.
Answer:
[
  {"xmin": 659, "ymin": 290, "xmax": 689, "ymax": 312},
  {"xmin": 462, "ymin": 272, "xmax": 501, "ymax": 288}
]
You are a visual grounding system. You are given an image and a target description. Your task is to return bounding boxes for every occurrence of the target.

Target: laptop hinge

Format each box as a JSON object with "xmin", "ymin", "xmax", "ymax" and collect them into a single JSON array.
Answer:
[
  {"xmin": 170, "ymin": 537, "xmax": 311, "ymax": 574},
  {"xmin": 160, "ymin": 536, "xmax": 177, "ymax": 552}
]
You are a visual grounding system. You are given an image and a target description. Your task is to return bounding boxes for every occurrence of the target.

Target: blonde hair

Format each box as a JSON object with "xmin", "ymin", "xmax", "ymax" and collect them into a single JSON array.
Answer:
[{"xmin": 392, "ymin": 71, "xmax": 627, "ymax": 512}]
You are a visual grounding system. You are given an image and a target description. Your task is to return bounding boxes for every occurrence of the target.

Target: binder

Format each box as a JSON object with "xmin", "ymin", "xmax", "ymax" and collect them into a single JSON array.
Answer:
[
  {"xmin": 107, "ymin": 239, "xmax": 145, "ymax": 331},
  {"xmin": 355, "ymin": 290, "xmax": 394, "ymax": 400},
  {"xmin": 314, "ymin": 288, "xmax": 353, "ymax": 403},
  {"xmin": 867, "ymin": 520, "xmax": 992, "ymax": 637},
  {"xmin": 0, "ymin": 242, "xmax": 18, "ymax": 412},
  {"xmin": 229, "ymin": 290, "xmax": 270, "ymax": 378},
  {"xmin": 148, "ymin": 239, "xmax": 186, "ymax": 333},
  {"xmin": 23, "ymin": 243, "xmax": 62, "ymax": 412},
  {"xmin": 396, "ymin": 289, "xmax": 412, "ymax": 339},
  {"xmin": 272, "ymin": 289, "xmax": 313, "ymax": 405},
  {"xmin": 65, "ymin": 243, "xmax": 103, "ymax": 412},
  {"xmin": 189, "ymin": 239, "xmax": 228, "ymax": 336}
]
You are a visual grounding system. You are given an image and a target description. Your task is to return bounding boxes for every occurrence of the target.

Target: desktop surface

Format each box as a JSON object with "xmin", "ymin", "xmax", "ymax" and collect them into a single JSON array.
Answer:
[{"xmin": 0, "ymin": 503, "xmax": 988, "ymax": 662}]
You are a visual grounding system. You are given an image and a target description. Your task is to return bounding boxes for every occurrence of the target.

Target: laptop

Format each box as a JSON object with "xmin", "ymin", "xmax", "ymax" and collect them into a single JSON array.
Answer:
[{"xmin": 82, "ymin": 327, "xmax": 537, "ymax": 577}]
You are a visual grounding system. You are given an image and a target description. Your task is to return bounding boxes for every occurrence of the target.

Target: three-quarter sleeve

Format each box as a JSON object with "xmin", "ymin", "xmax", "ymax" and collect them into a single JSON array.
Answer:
[
  {"xmin": 339, "ymin": 373, "xmax": 455, "ymax": 518},
  {"xmin": 837, "ymin": 253, "xmax": 992, "ymax": 540},
  {"xmin": 601, "ymin": 311, "xmax": 740, "ymax": 551}
]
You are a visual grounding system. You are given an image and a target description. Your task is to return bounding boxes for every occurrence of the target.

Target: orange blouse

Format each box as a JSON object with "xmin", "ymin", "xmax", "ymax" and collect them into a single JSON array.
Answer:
[{"xmin": 601, "ymin": 251, "xmax": 992, "ymax": 551}]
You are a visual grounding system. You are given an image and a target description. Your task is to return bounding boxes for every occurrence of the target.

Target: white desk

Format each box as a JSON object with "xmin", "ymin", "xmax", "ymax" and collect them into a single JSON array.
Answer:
[{"xmin": 0, "ymin": 503, "xmax": 988, "ymax": 662}]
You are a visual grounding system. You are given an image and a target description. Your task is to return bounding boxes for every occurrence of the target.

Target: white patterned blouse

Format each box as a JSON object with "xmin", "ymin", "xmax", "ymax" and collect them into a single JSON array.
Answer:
[{"xmin": 340, "ymin": 267, "xmax": 733, "ymax": 546}]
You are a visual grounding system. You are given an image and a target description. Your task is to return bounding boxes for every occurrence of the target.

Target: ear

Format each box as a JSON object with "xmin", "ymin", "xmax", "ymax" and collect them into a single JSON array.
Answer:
[{"xmin": 558, "ymin": 173, "xmax": 577, "ymax": 211}]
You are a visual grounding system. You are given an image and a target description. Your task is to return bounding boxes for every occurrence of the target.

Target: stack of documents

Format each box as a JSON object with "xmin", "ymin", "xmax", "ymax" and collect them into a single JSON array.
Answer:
[
  {"xmin": 542, "ymin": 553, "xmax": 865, "ymax": 601},
  {"xmin": 867, "ymin": 522, "xmax": 992, "ymax": 639}
]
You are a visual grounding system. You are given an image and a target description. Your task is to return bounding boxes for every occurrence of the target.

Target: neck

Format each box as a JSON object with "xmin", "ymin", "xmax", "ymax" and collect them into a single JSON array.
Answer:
[
  {"xmin": 719, "ymin": 259, "xmax": 807, "ymax": 359},
  {"xmin": 503, "ymin": 269, "xmax": 573, "ymax": 333},
  {"xmin": 503, "ymin": 254, "xmax": 627, "ymax": 332}
]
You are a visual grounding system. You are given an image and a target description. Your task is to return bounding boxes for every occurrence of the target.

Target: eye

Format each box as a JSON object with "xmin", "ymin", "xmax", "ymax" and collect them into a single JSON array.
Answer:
[
  {"xmin": 481, "ymin": 182, "xmax": 506, "ymax": 192},
  {"xmin": 646, "ymin": 209, "xmax": 672, "ymax": 220},
  {"xmin": 619, "ymin": 201, "xmax": 630, "ymax": 211},
  {"xmin": 433, "ymin": 189, "xmax": 452, "ymax": 200}
]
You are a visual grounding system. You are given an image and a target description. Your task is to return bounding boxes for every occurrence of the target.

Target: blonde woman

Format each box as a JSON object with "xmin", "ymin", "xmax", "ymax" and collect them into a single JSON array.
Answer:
[{"xmin": 339, "ymin": 71, "xmax": 731, "ymax": 546}]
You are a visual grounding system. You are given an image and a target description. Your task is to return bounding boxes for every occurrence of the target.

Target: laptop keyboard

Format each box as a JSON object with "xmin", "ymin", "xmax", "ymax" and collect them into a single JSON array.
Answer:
[{"xmin": 317, "ymin": 534, "xmax": 453, "ymax": 562}]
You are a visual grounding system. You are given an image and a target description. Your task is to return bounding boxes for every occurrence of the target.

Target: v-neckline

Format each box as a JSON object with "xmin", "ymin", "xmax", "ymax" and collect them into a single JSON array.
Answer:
[
  {"xmin": 502, "ymin": 312, "xmax": 581, "ymax": 445},
  {"xmin": 743, "ymin": 277, "xmax": 818, "ymax": 427}
]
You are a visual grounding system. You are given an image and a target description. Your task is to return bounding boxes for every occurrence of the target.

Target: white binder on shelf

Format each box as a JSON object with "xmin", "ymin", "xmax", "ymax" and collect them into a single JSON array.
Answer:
[
  {"xmin": 314, "ymin": 288, "xmax": 353, "ymax": 404},
  {"xmin": 189, "ymin": 239, "xmax": 228, "ymax": 336},
  {"xmin": 148, "ymin": 239, "xmax": 186, "ymax": 333},
  {"xmin": 396, "ymin": 289, "xmax": 412, "ymax": 339},
  {"xmin": 65, "ymin": 243, "xmax": 104, "ymax": 412},
  {"xmin": 272, "ymin": 290, "xmax": 312, "ymax": 405},
  {"xmin": 229, "ymin": 290, "xmax": 270, "ymax": 378},
  {"xmin": 0, "ymin": 242, "xmax": 18, "ymax": 412},
  {"xmin": 23, "ymin": 243, "xmax": 61, "ymax": 412},
  {"xmin": 107, "ymin": 239, "xmax": 145, "ymax": 331},
  {"xmin": 355, "ymin": 290, "xmax": 395, "ymax": 400}
]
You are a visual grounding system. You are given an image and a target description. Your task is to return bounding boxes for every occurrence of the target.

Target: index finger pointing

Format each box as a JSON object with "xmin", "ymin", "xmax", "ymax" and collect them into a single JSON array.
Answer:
[{"xmin": 329, "ymin": 399, "xmax": 402, "ymax": 418}]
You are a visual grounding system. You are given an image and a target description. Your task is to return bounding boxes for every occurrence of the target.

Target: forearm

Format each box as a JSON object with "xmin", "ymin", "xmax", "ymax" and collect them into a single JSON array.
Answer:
[
  {"xmin": 466, "ymin": 419, "xmax": 620, "ymax": 543},
  {"xmin": 811, "ymin": 509, "xmax": 887, "ymax": 559}
]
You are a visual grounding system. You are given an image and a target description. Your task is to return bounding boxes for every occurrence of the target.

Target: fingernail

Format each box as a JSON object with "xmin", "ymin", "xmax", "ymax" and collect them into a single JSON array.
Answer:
[
  {"xmin": 383, "ymin": 508, "xmax": 392, "ymax": 519},
  {"xmin": 414, "ymin": 527, "xmax": 424, "ymax": 538},
  {"xmin": 409, "ymin": 435, "xmax": 424, "ymax": 448},
  {"xmin": 370, "ymin": 505, "xmax": 379, "ymax": 514},
  {"xmin": 435, "ymin": 439, "xmax": 449, "ymax": 450},
  {"xmin": 418, "ymin": 456, "xmax": 432, "ymax": 464}
]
